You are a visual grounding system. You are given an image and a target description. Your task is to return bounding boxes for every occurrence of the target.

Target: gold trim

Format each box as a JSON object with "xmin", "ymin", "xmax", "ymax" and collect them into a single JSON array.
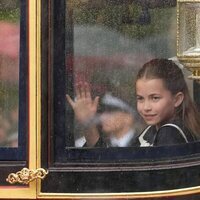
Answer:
[
  {"xmin": 37, "ymin": 186, "xmax": 200, "ymax": 199},
  {"xmin": 28, "ymin": 0, "xmax": 39, "ymax": 197},
  {"xmin": 6, "ymin": 168, "xmax": 48, "ymax": 185},
  {"xmin": 36, "ymin": 0, "xmax": 43, "ymax": 197}
]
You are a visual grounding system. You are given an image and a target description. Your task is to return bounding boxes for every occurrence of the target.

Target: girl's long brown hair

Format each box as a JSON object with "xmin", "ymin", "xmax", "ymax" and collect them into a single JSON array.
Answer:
[{"xmin": 136, "ymin": 58, "xmax": 200, "ymax": 139}]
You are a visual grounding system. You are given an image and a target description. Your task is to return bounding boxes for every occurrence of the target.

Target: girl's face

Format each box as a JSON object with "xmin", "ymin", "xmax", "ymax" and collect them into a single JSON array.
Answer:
[{"xmin": 136, "ymin": 78, "xmax": 182, "ymax": 129}]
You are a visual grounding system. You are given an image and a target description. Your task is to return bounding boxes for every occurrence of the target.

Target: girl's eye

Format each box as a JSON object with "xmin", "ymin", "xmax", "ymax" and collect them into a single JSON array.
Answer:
[
  {"xmin": 152, "ymin": 96, "xmax": 161, "ymax": 101},
  {"xmin": 136, "ymin": 96, "xmax": 144, "ymax": 102}
]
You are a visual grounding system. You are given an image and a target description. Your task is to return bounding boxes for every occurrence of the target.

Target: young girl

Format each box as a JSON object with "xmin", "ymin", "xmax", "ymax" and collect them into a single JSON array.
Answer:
[{"xmin": 135, "ymin": 58, "xmax": 200, "ymax": 146}]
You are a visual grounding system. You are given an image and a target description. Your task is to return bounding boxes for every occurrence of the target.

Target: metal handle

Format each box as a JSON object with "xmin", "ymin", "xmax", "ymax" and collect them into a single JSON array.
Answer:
[{"xmin": 6, "ymin": 167, "xmax": 48, "ymax": 185}]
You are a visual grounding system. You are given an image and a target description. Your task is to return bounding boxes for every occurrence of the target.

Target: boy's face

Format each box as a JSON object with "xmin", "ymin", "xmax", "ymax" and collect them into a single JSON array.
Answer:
[
  {"xmin": 100, "ymin": 111, "xmax": 133, "ymax": 138},
  {"xmin": 136, "ymin": 78, "xmax": 181, "ymax": 129}
]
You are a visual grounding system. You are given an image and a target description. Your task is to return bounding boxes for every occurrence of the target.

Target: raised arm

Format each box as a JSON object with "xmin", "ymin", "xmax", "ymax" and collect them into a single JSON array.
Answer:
[
  {"xmin": 66, "ymin": 81, "xmax": 99, "ymax": 124},
  {"xmin": 66, "ymin": 82, "xmax": 100, "ymax": 147}
]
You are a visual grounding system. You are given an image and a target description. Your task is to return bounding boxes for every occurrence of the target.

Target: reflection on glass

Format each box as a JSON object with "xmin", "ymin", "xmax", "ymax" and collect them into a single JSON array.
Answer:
[
  {"xmin": 0, "ymin": 1, "xmax": 20, "ymax": 147},
  {"xmin": 180, "ymin": 3, "xmax": 200, "ymax": 55},
  {"xmin": 65, "ymin": 1, "xmax": 190, "ymax": 147}
]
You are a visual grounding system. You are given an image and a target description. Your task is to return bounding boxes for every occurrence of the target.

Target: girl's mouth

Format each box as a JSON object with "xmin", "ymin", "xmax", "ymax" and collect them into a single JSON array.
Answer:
[{"xmin": 143, "ymin": 114, "xmax": 157, "ymax": 121}]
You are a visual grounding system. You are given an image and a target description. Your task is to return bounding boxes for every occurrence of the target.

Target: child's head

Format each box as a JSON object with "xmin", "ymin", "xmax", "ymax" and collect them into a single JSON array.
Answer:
[
  {"xmin": 100, "ymin": 94, "xmax": 135, "ymax": 138},
  {"xmin": 136, "ymin": 59, "xmax": 186, "ymax": 97},
  {"xmin": 135, "ymin": 58, "xmax": 200, "ymax": 137}
]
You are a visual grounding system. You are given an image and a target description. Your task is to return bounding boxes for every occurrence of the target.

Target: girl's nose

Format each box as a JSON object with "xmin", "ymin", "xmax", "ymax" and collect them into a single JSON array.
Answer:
[{"xmin": 143, "ymin": 100, "xmax": 151, "ymax": 111}]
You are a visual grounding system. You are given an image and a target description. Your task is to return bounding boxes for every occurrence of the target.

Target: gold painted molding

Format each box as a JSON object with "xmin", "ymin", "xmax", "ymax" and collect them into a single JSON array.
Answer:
[
  {"xmin": 6, "ymin": 168, "xmax": 48, "ymax": 185},
  {"xmin": 37, "ymin": 186, "xmax": 200, "ymax": 199}
]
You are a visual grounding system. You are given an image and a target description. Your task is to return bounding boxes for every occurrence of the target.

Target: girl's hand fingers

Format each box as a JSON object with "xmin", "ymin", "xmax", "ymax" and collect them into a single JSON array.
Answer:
[
  {"xmin": 66, "ymin": 94, "xmax": 75, "ymax": 108},
  {"xmin": 75, "ymin": 82, "xmax": 81, "ymax": 99},
  {"xmin": 85, "ymin": 82, "xmax": 91, "ymax": 99},
  {"xmin": 93, "ymin": 96, "xmax": 100, "ymax": 108},
  {"xmin": 79, "ymin": 81, "xmax": 87, "ymax": 98}
]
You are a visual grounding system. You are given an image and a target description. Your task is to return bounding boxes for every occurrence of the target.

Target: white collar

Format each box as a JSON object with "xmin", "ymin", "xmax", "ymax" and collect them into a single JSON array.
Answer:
[{"xmin": 110, "ymin": 129, "xmax": 135, "ymax": 147}]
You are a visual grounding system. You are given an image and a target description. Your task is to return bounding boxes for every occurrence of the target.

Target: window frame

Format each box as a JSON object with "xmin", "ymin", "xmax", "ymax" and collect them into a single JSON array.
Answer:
[{"xmin": 40, "ymin": 0, "xmax": 200, "ymax": 195}]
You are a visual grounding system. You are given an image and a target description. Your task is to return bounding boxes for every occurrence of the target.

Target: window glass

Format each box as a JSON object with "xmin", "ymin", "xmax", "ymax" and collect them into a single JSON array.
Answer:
[
  {"xmin": 63, "ymin": 1, "xmax": 194, "ymax": 149},
  {"xmin": 44, "ymin": 1, "xmax": 200, "ymax": 193},
  {"xmin": 0, "ymin": 1, "xmax": 20, "ymax": 147}
]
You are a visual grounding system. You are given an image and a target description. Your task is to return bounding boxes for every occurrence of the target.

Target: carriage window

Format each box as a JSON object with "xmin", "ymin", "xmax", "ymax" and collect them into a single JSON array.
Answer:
[
  {"xmin": 0, "ymin": 0, "xmax": 27, "ymax": 161},
  {"xmin": 52, "ymin": 0, "xmax": 197, "ymax": 161},
  {"xmin": 65, "ymin": 1, "xmax": 193, "ymax": 145},
  {"xmin": 41, "ymin": 1, "xmax": 200, "ymax": 194},
  {"xmin": 0, "ymin": 1, "xmax": 20, "ymax": 148}
]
